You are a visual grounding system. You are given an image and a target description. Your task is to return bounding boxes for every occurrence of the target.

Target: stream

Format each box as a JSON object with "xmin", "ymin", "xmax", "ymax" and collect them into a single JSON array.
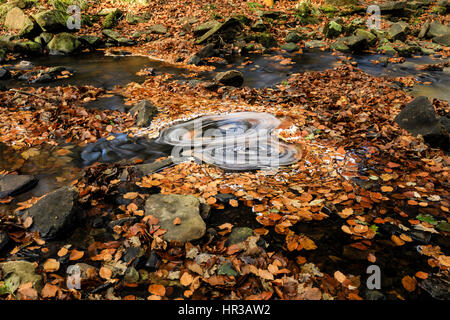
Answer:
[{"xmin": 1, "ymin": 50, "xmax": 449, "ymax": 300}]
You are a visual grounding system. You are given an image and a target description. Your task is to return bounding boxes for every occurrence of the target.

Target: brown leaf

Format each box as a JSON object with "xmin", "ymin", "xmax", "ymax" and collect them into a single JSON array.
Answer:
[
  {"xmin": 69, "ymin": 249, "xmax": 84, "ymax": 261},
  {"xmin": 180, "ymin": 272, "xmax": 193, "ymax": 286},
  {"xmin": 401, "ymin": 276, "xmax": 416, "ymax": 292},
  {"xmin": 41, "ymin": 283, "xmax": 59, "ymax": 298},
  {"xmin": 43, "ymin": 259, "xmax": 60, "ymax": 272}
]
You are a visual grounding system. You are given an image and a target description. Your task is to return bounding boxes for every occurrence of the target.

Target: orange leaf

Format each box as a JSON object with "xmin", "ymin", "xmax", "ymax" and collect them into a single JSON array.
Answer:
[
  {"xmin": 69, "ymin": 249, "xmax": 84, "ymax": 261},
  {"xmin": 401, "ymin": 276, "xmax": 416, "ymax": 292},
  {"xmin": 180, "ymin": 272, "xmax": 193, "ymax": 286},
  {"xmin": 148, "ymin": 284, "xmax": 166, "ymax": 296}
]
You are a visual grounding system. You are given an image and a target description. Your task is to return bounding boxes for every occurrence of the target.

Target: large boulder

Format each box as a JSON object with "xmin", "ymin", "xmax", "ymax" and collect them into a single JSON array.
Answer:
[
  {"xmin": 148, "ymin": 24, "xmax": 167, "ymax": 35},
  {"xmin": 32, "ymin": 10, "xmax": 67, "ymax": 32},
  {"xmin": 433, "ymin": 33, "xmax": 450, "ymax": 46},
  {"xmin": 23, "ymin": 186, "xmax": 79, "ymax": 239},
  {"xmin": 0, "ymin": 174, "xmax": 37, "ymax": 198},
  {"xmin": 102, "ymin": 29, "xmax": 135, "ymax": 46},
  {"xmin": 0, "ymin": 261, "xmax": 43, "ymax": 294},
  {"xmin": 102, "ymin": 8, "xmax": 122, "ymax": 29},
  {"xmin": 4, "ymin": 7, "xmax": 35, "ymax": 36},
  {"xmin": 129, "ymin": 99, "xmax": 158, "ymax": 127},
  {"xmin": 427, "ymin": 21, "xmax": 450, "ymax": 38},
  {"xmin": 394, "ymin": 96, "xmax": 449, "ymax": 150},
  {"xmin": 324, "ymin": 20, "xmax": 343, "ymax": 39},
  {"xmin": 215, "ymin": 70, "xmax": 244, "ymax": 87},
  {"xmin": 47, "ymin": 32, "xmax": 81, "ymax": 54},
  {"xmin": 144, "ymin": 194, "xmax": 207, "ymax": 242},
  {"xmin": 354, "ymin": 28, "xmax": 377, "ymax": 45}
]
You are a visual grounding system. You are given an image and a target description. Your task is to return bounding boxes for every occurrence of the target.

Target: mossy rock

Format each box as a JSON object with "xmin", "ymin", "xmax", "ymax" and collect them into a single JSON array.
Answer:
[
  {"xmin": 14, "ymin": 40, "xmax": 42, "ymax": 55},
  {"xmin": 285, "ymin": 31, "xmax": 303, "ymax": 43},
  {"xmin": 281, "ymin": 42, "xmax": 299, "ymax": 52},
  {"xmin": 324, "ymin": 20, "xmax": 343, "ymax": 39},
  {"xmin": 4, "ymin": 7, "xmax": 36, "ymax": 37},
  {"xmin": 102, "ymin": 9, "xmax": 122, "ymax": 29},
  {"xmin": 33, "ymin": 10, "xmax": 67, "ymax": 32},
  {"xmin": 377, "ymin": 43, "xmax": 397, "ymax": 55},
  {"xmin": 47, "ymin": 32, "xmax": 81, "ymax": 54}
]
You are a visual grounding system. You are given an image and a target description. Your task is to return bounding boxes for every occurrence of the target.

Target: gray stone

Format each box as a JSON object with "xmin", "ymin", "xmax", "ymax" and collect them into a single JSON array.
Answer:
[
  {"xmin": 363, "ymin": 289, "xmax": 386, "ymax": 300},
  {"xmin": 418, "ymin": 21, "xmax": 430, "ymax": 39},
  {"xmin": 4, "ymin": 7, "xmax": 35, "ymax": 36},
  {"xmin": 215, "ymin": 70, "xmax": 244, "ymax": 87},
  {"xmin": 0, "ymin": 174, "xmax": 37, "ymax": 198},
  {"xmin": 419, "ymin": 273, "xmax": 450, "ymax": 300},
  {"xmin": 135, "ymin": 158, "xmax": 173, "ymax": 176},
  {"xmin": 331, "ymin": 38, "xmax": 351, "ymax": 53},
  {"xmin": 433, "ymin": 33, "xmax": 450, "ymax": 46},
  {"xmin": 25, "ymin": 186, "xmax": 79, "ymax": 239},
  {"xmin": 193, "ymin": 20, "xmax": 221, "ymax": 37},
  {"xmin": 377, "ymin": 43, "xmax": 397, "ymax": 55},
  {"xmin": 129, "ymin": 99, "xmax": 158, "ymax": 127},
  {"xmin": 281, "ymin": 42, "xmax": 299, "ymax": 52},
  {"xmin": 227, "ymin": 227, "xmax": 253, "ymax": 245},
  {"xmin": 196, "ymin": 18, "xmax": 242, "ymax": 44},
  {"xmin": 144, "ymin": 194, "xmax": 206, "ymax": 242},
  {"xmin": 78, "ymin": 35, "xmax": 102, "ymax": 47},
  {"xmin": 388, "ymin": 21, "xmax": 409, "ymax": 41},
  {"xmin": 0, "ymin": 261, "xmax": 43, "ymax": 293},
  {"xmin": 102, "ymin": 29, "xmax": 135, "ymax": 46},
  {"xmin": 427, "ymin": 21, "xmax": 450, "ymax": 38},
  {"xmin": 304, "ymin": 40, "xmax": 326, "ymax": 49},
  {"xmin": 33, "ymin": 10, "xmax": 66, "ymax": 32},
  {"xmin": 47, "ymin": 32, "xmax": 81, "ymax": 55},
  {"xmin": 148, "ymin": 24, "xmax": 167, "ymax": 35}
]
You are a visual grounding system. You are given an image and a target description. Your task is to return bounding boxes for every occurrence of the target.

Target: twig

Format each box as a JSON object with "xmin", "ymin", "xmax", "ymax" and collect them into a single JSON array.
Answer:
[{"xmin": 10, "ymin": 89, "xmax": 61, "ymax": 103}]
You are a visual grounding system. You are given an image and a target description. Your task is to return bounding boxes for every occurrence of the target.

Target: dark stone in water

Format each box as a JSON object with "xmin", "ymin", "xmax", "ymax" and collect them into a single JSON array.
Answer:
[
  {"xmin": 134, "ymin": 158, "xmax": 173, "ymax": 176},
  {"xmin": 394, "ymin": 96, "xmax": 449, "ymax": 150},
  {"xmin": 129, "ymin": 99, "xmax": 159, "ymax": 127},
  {"xmin": 24, "ymin": 186, "xmax": 79, "ymax": 240},
  {"xmin": 215, "ymin": 70, "xmax": 244, "ymax": 87},
  {"xmin": 0, "ymin": 174, "xmax": 38, "ymax": 198}
]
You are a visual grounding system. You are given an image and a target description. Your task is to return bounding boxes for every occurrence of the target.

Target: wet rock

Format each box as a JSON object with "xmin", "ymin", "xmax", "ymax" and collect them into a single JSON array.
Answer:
[
  {"xmin": 126, "ymin": 12, "xmax": 146, "ymax": 25},
  {"xmin": 379, "ymin": 1, "xmax": 409, "ymax": 16},
  {"xmin": 388, "ymin": 21, "xmax": 409, "ymax": 41},
  {"xmin": 35, "ymin": 32, "xmax": 54, "ymax": 46},
  {"xmin": 418, "ymin": 22, "xmax": 430, "ymax": 39},
  {"xmin": 135, "ymin": 157, "xmax": 173, "ymax": 176},
  {"xmin": 324, "ymin": 21, "xmax": 343, "ymax": 39},
  {"xmin": 187, "ymin": 55, "xmax": 201, "ymax": 65},
  {"xmin": 102, "ymin": 9, "xmax": 122, "ymax": 29},
  {"xmin": 129, "ymin": 99, "xmax": 159, "ymax": 127},
  {"xmin": 217, "ymin": 262, "xmax": 239, "ymax": 277},
  {"xmin": 148, "ymin": 24, "xmax": 167, "ymax": 35},
  {"xmin": 342, "ymin": 35, "xmax": 367, "ymax": 51},
  {"xmin": 123, "ymin": 246, "xmax": 142, "ymax": 264},
  {"xmin": 24, "ymin": 186, "xmax": 79, "ymax": 240},
  {"xmin": 281, "ymin": 42, "xmax": 299, "ymax": 52},
  {"xmin": 285, "ymin": 31, "xmax": 302, "ymax": 43},
  {"xmin": 144, "ymin": 194, "xmax": 206, "ymax": 242},
  {"xmin": 227, "ymin": 227, "xmax": 253, "ymax": 245},
  {"xmin": 0, "ymin": 261, "xmax": 43, "ymax": 294},
  {"xmin": 419, "ymin": 272, "xmax": 450, "ymax": 300},
  {"xmin": 426, "ymin": 21, "xmax": 450, "ymax": 38},
  {"xmin": 48, "ymin": 33, "xmax": 81, "ymax": 55},
  {"xmin": 33, "ymin": 10, "xmax": 66, "ymax": 32},
  {"xmin": 4, "ymin": 7, "xmax": 35, "ymax": 37},
  {"xmin": 0, "ymin": 67, "xmax": 11, "ymax": 80},
  {"xmin": 0, "ymin": 174, "xmax": 37, "ymax": 198},
  {"xmin": 0, "ymin": 231, "xmax": 9, "ymax": 252},
  {"xmin": 394, "ymin": 96, "xmax": 449, "ymax": 150},
  {"xmin": 215, "ymin": 70, "xmax": 244, "ymax": 87}
]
